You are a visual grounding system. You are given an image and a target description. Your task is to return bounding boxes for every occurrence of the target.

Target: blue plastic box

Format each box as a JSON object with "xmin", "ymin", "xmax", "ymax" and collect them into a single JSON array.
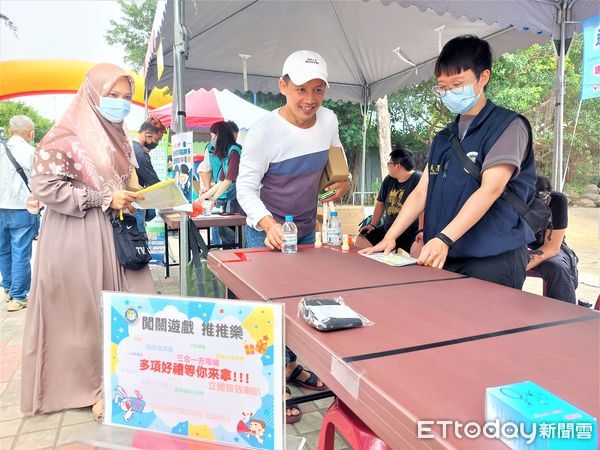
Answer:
[{"xmin": 485, "ymin": 381, "xmax": 597, "ymax": 450}]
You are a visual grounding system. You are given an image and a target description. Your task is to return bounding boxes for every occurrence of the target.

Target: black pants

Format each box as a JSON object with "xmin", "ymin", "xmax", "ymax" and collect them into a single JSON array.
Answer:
[
  {"xmin": 365, "ymin": 224, "xmax": 417, "ymax": 254},
  {"xmin": 216, "ymin": 198, "xmax": 244, "ymax": 245},
  {"xmin": 531, "ymin": 244, "xmax": 578, "ymax": 304},
  {"xmin": 444, "ymin": 246, "xmax": 529, "ymax": 289}
]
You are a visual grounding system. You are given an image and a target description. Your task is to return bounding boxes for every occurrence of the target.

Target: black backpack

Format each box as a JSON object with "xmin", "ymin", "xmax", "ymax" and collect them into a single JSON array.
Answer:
[{"xmin": 447, "ymin": 133, "xmax": 552, "ymax": 242}]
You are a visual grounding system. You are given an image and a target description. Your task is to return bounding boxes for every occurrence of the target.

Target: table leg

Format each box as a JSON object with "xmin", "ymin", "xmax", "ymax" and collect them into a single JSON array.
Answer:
[{"xmin": 164, "ymin": 223, "xmax": 170, "ymax": 278}]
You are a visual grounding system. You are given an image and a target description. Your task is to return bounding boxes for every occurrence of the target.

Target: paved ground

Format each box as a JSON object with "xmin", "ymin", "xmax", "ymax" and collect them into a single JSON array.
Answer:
[
  {"xmin": 0, "ymin": 264, "xmax": 348, "ymax": 450},
  {"xmin": 1, "ymin": 207, "xmax": 597, "ymax": 449}
]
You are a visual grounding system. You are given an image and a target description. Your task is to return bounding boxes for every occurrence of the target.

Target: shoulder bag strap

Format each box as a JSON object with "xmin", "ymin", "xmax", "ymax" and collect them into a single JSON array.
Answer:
[
  {"xmin": 448, "ymin": 133, "xmax": 531, "ymax": 215},
  {"xmin": 1, "ymin": 141, "xmax": 31, "ymax": 192}
]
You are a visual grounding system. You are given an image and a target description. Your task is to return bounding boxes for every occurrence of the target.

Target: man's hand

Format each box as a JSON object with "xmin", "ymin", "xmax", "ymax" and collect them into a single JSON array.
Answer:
[
  {"xmin": 260, "ymin": 216, "xmax": 284, "ymax": 250},
  {"xmin": 110, "ymin": 190, "xmax": 142, "ymax": 210},
  {"xmin": 358, "ymin": 235, "xmax": 396, "ymax": 255},
  {"xmin": 324, "ymin": 179, "xmax": 351, "ymax": 203},
  {"xmin": 358, "ymin": 224, "xmax": 375, "ymax": 236},
  {"xmin": 417, "ymin": 237, "xmax": 449, "ymax": 269}
]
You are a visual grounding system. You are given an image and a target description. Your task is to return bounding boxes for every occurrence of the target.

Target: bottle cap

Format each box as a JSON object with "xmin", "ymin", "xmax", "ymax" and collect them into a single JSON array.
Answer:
[{"xmin": 285, "ymin": 215, "xmax": 293, "ymax": 221}]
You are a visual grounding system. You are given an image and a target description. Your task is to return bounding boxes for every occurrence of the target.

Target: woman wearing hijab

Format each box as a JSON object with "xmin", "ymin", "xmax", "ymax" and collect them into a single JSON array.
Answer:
[{"xmin": 21, "ymin": 63, "xmax": 155, "ymax": 419}]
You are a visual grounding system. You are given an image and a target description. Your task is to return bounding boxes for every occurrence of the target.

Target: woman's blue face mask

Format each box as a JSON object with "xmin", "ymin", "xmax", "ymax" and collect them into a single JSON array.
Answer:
[
  {"xmin": 440, "ymin": 82, "xmax": 481, "ymax": 115},
  {"xmin": 98, "ymin": 96, "xmax": 131, "ymax": 123}
]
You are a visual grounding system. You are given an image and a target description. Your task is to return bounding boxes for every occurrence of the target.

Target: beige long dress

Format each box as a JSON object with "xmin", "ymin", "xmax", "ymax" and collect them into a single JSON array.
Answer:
[{"xmin": 21, "ymin": 175, "xmax": 155, "ymax": 415}]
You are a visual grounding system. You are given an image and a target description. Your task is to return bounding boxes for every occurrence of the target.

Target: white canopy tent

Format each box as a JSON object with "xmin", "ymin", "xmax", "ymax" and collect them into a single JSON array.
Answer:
[
  {"xmin": 145, "ymin": 0, "xmax": 597, "ymax": 188},
  {"xmin": 144, "ymin": 0, "xmax": 598, "ymax": 293}
]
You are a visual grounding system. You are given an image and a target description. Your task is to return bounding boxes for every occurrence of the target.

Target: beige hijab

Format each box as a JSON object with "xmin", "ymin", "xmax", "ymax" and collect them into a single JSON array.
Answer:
[{"xmin": 33, "ymin": 63, "xmax": 135, "ymax": 192}]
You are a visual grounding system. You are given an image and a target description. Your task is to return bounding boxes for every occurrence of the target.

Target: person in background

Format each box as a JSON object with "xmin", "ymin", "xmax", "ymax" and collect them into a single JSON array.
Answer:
[
  {"xmin": 237, "ymin": 50, "xmax": 351, "ymax": 423},
  {"xmin": 199, "ymin": 121, "xmax": 244, "ymax": 244},
  {"xmin": 361, "ymin": 35, "xmax": 537, "ymax": 289},
  {"xmin": 20, "ymin": 63, "xmax": 154, "ymax": 420},
  {"xmin": 132, "ymin": 117, "xmax": 166, "ymax": 232},
  {"xmin": 527, "ymin": 175, "xmax": 579, "ymax": 303},
  {"xmin": 0, "ymin": 115, "xmax": 37, "ymax": 312},
  {"xmin": 356, "ymin": 145, "xmax": 422, "ymax": 253},
  {"xmin": 199, "ymin": 120, "xmax": 243, "ymax": 244}
]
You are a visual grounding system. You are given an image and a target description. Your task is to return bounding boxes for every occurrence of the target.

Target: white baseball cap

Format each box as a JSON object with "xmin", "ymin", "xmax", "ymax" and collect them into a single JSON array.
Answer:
[{"xmin": 281, "ymin": 50, "xmax": 329, "ymax": 86}]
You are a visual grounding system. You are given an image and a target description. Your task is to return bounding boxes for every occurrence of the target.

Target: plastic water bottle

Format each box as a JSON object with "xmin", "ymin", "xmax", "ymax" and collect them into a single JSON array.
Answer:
[
  {"xmin": 282, "ymin": 215, "xmax": 298, "ymax": 253},
  {"xmin": 328, "ymin": 211, "xmax": 341, "ymax": 246}
]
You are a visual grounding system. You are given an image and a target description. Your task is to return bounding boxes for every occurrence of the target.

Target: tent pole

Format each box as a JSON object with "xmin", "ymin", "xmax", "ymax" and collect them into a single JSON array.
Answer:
[
  {"xmin": 173, "ymin": 0, "xmax": 189, "ymax": 295},
  {"xmin": 360, "ymin": 87, "xmax": 368, "ymax": 206},
  {"xmin": 552, "ymin": 1, "xmax": 567, "ymax": 192},
  {"xmin": 144, "ymin": 88, "xmax": 149, "ymax": 119}
]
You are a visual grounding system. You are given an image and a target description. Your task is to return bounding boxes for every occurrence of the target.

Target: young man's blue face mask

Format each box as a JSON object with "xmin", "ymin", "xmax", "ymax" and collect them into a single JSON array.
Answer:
[
  {"xmin": 441, "ymin": 82, "xmax": 481, "ymax": 115},
  {"xmin": 98, "ymin": 97, "xmax": 131, "ymax": 123}
]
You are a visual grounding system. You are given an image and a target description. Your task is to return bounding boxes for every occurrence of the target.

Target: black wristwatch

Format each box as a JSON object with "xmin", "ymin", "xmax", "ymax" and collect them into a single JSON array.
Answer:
[{"xmin": 435, "ymin": 232, "xmax": 455, "ymax": 249}]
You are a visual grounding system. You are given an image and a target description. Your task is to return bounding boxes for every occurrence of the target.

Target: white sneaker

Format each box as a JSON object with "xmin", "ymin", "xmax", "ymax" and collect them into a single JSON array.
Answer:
[{"xmin": 7, "ymin": 299, "xmax": 27, "ymax": 312}]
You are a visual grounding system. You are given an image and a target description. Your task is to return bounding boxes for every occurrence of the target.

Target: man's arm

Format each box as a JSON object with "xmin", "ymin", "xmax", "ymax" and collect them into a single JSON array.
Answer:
[
  {"xmin": 135, "ymin": 151, "xmax": 160, "ymax": 186},
  {"xmin": 527, "ymin": 228, "xmax": 565, "ymax": 271},
  {"xmin": 359, "ymin": 201, "xmax": 384, "ymax": 236},
  {"xmin": 236, "ymin": 130, "xmax": 274, "ymax": 231}
]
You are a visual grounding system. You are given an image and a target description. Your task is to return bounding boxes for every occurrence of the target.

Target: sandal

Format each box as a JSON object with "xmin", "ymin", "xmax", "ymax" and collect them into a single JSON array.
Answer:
[
  {"xmin": 287, "ymin": 364, "xmax": 327, "ymax": 391},
  {"xmin": 92, "ymin": 400, "xmax": 104, "ymax": 421},
  {"xmin": 285, "ymin": 386, "xmax": 301, "ymax": 424}
]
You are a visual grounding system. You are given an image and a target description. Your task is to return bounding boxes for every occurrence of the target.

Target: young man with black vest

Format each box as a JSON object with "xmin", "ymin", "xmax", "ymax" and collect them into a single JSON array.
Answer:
[{"xmin": 361, "ymin": 35, "xmax": 537, "ymax": 289}]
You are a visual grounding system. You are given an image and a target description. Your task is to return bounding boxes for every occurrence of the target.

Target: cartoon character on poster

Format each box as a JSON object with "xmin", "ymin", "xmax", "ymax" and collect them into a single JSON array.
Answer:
[
  {"xmin": 237, "ymin": 412, "xmax": 267, "ymax": 444},
  {"xmin": 114, "ymin": 386, "xmax": 146, "ymax": 422}
]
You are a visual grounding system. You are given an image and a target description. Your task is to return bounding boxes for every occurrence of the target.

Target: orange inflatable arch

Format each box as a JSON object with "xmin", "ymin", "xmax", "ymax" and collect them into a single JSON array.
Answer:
[{"xmin": 0, "ymin": 59, "xmax": 172, "ymax": 109}]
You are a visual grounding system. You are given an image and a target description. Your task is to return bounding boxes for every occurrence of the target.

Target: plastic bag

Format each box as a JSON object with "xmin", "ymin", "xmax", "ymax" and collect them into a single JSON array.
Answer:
[{"xmin": 298, "ymin": 296, "xmax": 373, "ymax": 332}]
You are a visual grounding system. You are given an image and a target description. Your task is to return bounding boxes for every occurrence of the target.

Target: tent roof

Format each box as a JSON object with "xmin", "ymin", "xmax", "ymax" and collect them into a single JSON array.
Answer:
[{"xmin": 144, "ymin": 0, "xmax": 595, "ymax": 104}]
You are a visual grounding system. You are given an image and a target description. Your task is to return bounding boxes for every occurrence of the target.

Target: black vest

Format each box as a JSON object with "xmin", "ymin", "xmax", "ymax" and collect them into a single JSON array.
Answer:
[{"xmin": 424, "ymin": 100, "xmax": 537, "ymax": 258}]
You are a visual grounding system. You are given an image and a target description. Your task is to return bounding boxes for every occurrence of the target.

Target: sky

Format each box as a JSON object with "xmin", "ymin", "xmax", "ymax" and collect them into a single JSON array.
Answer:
[{"xmin": 0, "ymin": 0, "xmax": 146, "ymax": 128}]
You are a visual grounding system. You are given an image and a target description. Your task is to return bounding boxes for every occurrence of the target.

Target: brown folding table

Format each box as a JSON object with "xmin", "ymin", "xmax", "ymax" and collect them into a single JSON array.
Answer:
[
  {"xmin": 159, "ymin": 210, "xmax": 246, "ymax": 277},
  {"xmin": 207, "ymin": 247, "xmax": 600, "ymax": 449},
  {"xmin": 207, "ymin": 245, "xmax": 465, "ymax": 300}
]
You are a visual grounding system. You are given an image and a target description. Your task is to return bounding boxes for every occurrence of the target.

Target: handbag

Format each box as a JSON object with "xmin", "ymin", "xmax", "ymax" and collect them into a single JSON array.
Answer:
[
  {"xmin": 112, "ymin": 213, "xmax": 151, "ymax": 270},
  {"xmin": 447, "ymin": 133, "xmax": 552, "ymax": 238}
]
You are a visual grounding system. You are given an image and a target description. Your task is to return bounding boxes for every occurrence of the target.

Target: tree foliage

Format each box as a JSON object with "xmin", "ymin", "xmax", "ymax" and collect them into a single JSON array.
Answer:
[
  {"xmin": 0, "ymin": 101, "xmax": 54, "ymax": 144},
  {"xmin": 388, "ymin": 36, "xmax": 600, "ymax": 189},
  {"xmin": 0, "ymin": 13, "xmax": 18, "ymax": 36},
  {"xmin": 105, "ymin": 0, "xmax": 157, "ymax": 71}
]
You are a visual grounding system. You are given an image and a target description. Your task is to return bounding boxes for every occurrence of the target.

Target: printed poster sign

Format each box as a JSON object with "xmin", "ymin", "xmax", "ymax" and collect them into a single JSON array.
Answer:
[
  {"xmin": 103, "ymin": 292, "xmax": 285, "ymax": 449},
  {"xmin": 147, "ymin": 135, "xmax": 169, "ymax": 265},
  {"xmin": 171, "ymin": 131, "xmax": 194, "ymax": 201},
  {"xmin": 582, "ymin": 14, "xmax": 600, "ymax": 100}
]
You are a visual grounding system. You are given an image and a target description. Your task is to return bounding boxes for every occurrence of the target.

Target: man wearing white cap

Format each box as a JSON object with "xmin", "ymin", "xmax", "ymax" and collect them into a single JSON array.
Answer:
[
  {"xmin": 238, "ymin": 49, "xmax": 350, "ymax": 249},
  {"xmin": 237, "ymin": 50, "xmax": 351, "ymax": 422}
]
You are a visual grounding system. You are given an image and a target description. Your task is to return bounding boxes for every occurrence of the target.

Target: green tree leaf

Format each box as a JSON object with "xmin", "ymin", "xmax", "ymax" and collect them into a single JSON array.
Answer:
[{"xmin": 0, "ymin": 101, "xmax": 54, "ymax": 144}]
